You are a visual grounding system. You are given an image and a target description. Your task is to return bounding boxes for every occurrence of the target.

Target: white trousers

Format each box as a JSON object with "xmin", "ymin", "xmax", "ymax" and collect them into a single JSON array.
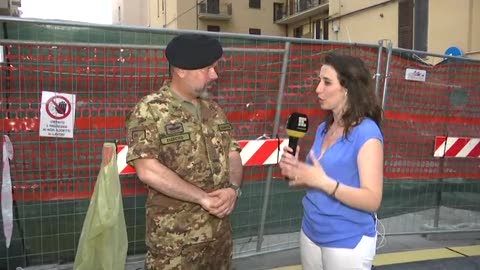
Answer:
[{"xmin": 300, "ymin": 230, "xmax": 376, "ymax": 270}]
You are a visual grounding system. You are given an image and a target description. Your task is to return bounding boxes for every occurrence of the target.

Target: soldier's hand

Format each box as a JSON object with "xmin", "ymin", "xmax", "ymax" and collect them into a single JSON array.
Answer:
[
  {"xmin": 199, "ymin": 195, "xmax": 223, "ymax": 214},
  {"xmin": 207, "ymin": 188, "xmax": 237, "ymax": 218}
]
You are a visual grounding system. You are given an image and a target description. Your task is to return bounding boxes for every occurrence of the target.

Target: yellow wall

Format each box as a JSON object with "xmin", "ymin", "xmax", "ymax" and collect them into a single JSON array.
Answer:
[
  {"xmin": 196, "ymin": 0, "xmax": 234, "ymax": 32},
  {"xmin": 428, "ymin": 0, "xmax": 473, "ymax": 56},
  {"xmin": 147, "ymin": 0, "xmax": 165, "ymax": 27},
  {"xmin": 228, "ymin": 0, "xmax": 285, "ymax": 35},
  {"xmin": 285, "ymin": 13, "xmax": 326, "ymax": 38},
  {"xmin": 467, "ymin": 0, "xmax": 480, "ymax": 58},
  {"xmin": 160, "ymin": 0, "xmax": 179, "ymax": 29},
  {"xmin": 112, "ymin": 0, "xmax": 150, "ymax": 26},
  {"xmin": 330, "ymin": 0, "xmax": 391, "ymax": 15},
  {"xmin": 196, "ymin": 0, "xmax": 285, "ymax": 35},
  {"xmin": 328, "ymin": 0, "xmax": 398, "ymax": 45},
  {"xmin": 114, "ymin": 0, "xmax": 480, "ymax": 61},
  {"xmin": 328, "ymin": 0, "xmax": 480, "ymax": 59},
  {"xmin": 175, "ymin": 0, "xmax": 198, "ymax": 29},
  {"xmin": 144, "ymin": 0, "xmax": 286, "ymax": 35}
]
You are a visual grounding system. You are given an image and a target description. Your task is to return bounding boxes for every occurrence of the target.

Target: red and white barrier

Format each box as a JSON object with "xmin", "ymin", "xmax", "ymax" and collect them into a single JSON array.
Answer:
[
  {"xmin": 239, "ymin": 139, "xmax": 288, "ymax": 166},
  {"xmin": 434, "ymin": 136, "xmax": 480, "ymax": 158},
  {"xmin": 117, "ymin": 138, "xmax": 289, "ymax": 175},
  {"xmin": 116, "ymin": 145, "xmax": 137, "ymax": 174}
]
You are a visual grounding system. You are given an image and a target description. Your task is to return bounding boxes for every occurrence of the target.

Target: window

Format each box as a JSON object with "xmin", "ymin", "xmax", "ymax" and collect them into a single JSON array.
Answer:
[
  {"xmin": 413, "ymin": 0, "xmax": 428, "ymax": 51},
  {"xmin": 298, "ymin": 0, "xmax": 313, "ymax": 12},
  {"xmin": 323, "ymin": 20, "xmax": 329, "ymax": 40},
  {"xmin": 293, "ymin": 26, "xmax": 303, "ymax": 38},
  {"xmin": 206, "ymin": 0, "xmax": 220, "ymax": 14},
  {"xmin": 273, "ymin": 3, "xmax": 284, "ymax": 21},
  {"xmin": 249, "ymin": 28, "xmax": 261, "ymax": 35},
  {"xmin": 249, "ymin": 0, "xmax": 261, "ymax": 9},
  {"xmin": 314, "ymin": 20, "xmax": 322, "ymax": 39},
  {"xmin": 207, "ymin": 25, "xmax": 220, "ymax": 32},
  {"xmin": 311, "ymin": 20, "xmax": 328, "ymax": 40},
  {"xmin": 398, "ymin": 0, "xmax": 413, "ymax": 49},
  {"xmin": 398, "ymin": 0, "xmax": 428, "ymax": 51}
]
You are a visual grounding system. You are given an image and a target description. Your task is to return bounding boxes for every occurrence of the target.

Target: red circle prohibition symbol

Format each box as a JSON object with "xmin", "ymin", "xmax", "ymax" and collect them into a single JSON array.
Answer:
[{"xmin": 46, "ymin": 95, "xmax": 71, "ymax": 120}]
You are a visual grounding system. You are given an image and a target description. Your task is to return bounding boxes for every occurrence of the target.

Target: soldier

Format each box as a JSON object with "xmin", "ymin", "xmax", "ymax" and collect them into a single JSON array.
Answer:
[{"xmin": 126, "ymin": 33, "xmax": 243, "ymax": 270}]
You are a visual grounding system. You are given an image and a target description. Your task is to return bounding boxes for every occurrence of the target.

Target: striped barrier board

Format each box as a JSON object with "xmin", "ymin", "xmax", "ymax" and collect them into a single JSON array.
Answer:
[
  {"xmin": 434, "ymin": 136, "xmax": 480, "ymax": 158},
  {"xmin": 117, "ymin": 138, "xmax": 289, "ymax": 174},
  {"xmin": 116, "ymin": 145, "xmax": 137, "ymax": 174}
]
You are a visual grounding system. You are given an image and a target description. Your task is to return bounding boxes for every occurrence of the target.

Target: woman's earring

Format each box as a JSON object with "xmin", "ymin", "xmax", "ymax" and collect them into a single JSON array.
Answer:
[{"xmin": 344, "ymin": 88, "xmax": 348, "ymax": 97}]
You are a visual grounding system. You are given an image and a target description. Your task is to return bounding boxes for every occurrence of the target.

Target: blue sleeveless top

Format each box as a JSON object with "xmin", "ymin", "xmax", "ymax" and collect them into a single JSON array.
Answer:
[{"xmin": 302, "ymin": 118, "xmax": 383, "ymax": 248}]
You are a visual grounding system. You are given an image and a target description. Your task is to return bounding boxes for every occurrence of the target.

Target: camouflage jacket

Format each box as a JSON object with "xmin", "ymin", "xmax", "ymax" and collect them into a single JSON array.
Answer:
[{"xmin": 126, "ymin": 81, "xmax": 240, "ymax": 256}]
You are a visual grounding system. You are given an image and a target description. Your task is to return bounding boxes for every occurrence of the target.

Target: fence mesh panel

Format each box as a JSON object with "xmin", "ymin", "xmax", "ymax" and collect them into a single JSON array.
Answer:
[{"xmin": 0, "ymin": 20, "xmax": 479, "ymax": 269}]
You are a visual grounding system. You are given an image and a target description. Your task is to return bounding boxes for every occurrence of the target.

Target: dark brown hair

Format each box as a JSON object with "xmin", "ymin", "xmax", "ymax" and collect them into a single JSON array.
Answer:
[{"xmin": 323, "ymin": 53, "xmax": 383, "ymax": 136}]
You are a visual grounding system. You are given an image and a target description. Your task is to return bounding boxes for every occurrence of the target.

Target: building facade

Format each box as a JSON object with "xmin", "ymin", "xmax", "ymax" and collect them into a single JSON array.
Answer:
[
  {"xmin": 324, "ymin": 0, "xmax": 480, "ymax": 59},
  {"xmin": 113, "ymin": 0, "xmax": 480, "ymax": 59},
  {"xmin": 0, "ymin": 0, "xmax": 21, "ymax": 16}
]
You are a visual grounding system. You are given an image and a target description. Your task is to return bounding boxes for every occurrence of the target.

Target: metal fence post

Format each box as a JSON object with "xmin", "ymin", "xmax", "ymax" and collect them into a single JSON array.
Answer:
[
  {"xmin": 381, "ymin": 41, "xmax": 393, "ymax": 109},
  {"xmin": 256, "ymin": 41, "xmax": 291, "ymax": 252},
  {"xmin": 374, "ymin": 40, "xmax": 384, "ymax": 97}
]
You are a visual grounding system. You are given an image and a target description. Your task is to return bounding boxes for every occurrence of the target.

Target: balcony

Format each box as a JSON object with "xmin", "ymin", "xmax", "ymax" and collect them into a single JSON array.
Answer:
[
  {"xmin": 276, "ymin": 0, "xmax": 329, "ymax": 25},
  {"xmin": 198, "ymin": 2, "xmax": 232, "ymax": 21}
]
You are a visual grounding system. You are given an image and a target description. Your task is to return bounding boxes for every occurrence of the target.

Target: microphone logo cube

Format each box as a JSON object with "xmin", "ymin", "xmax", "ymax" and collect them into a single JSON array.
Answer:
[
  {"xmin": 286, "ymin": 112, "xmax": 308, "ymax": 138},
  {"xmin": 299, "ymin": 117, "xmax": 307, "ymax": 128}
]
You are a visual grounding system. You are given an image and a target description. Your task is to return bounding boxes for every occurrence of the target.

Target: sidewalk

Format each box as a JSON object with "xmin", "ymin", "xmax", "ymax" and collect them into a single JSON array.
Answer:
[
  {"xmin": 21, "ymin": 233, "xmax": 480, "ymax": 270},
  {"xmin": 233, "ymin": 233, "xmax": 480, "ymax": 270}
]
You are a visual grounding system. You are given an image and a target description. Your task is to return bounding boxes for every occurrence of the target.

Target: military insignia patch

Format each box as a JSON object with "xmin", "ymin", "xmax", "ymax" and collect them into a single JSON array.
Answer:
[
  {"xmin": 165, "ymin": 122, "xmax": 184, "ymax": 134},
  {"xmin": 131, "ymin": 130, "xmax": 146, "ymax": 142},
  {"xmin": 160, "ymin": 133, "xmax": 190, "ymax": 144},
  {"xmin": 218, "ymin": 123, "xmax": 232, "ymax": 131}
]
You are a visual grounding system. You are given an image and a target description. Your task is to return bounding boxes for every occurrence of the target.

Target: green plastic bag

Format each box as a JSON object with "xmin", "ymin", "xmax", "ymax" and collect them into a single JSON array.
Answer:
[{"xmin": 74, "ymin": 143, "xmax": 128, "ymax": 270}]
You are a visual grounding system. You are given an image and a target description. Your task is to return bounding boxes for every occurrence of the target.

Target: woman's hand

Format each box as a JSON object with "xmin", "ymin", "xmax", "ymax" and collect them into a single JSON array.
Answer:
[
  {"xmin": 280, "ymin": 149, "xmax": 333, "ymax": 192},
  {"xmin": 278, "ymin": 145, "xmax": 300, "ymax": 181}
]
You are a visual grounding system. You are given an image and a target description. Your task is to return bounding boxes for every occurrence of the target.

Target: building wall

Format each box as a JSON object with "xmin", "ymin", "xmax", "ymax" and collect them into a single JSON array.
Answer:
[
  {"xmin": 148, "ymin": 0, "xmax": 165, "ymax": 27},
  {"xmin": 122, "ymin": 0, "xmax": 287, "ymax": 35},
  {"xmin": 471, "ymin": 0, "xmax": 480, "ymax": 58},
  {"xmin": 113, "ymin": 0, "xmax": 149, "ymax": 26},
  {"xmin": 428, "ymin": 0, "xmax": 474, "ymax": 56},
  {"xmin": 228, "ymin": 0, "xmax": 285, "ymax": 35},
  {"xmin": 328, "ymin": 0, "xmax": 398, "ymax": 45},
  {"xmin": 160, "ymin": 0, "xmax": 179, "ymax": 29},
  {"xmin": 175, "ymin": 0, "xmax": 197, "ymax": 30},
  {"xmin": 287, "ymin": 20, "xmax": 307, "ymax": 38},
  {"xmin": 329, "ymin": 0, "xmax": 391, "ymax": 15},
  {"xmin": 195, "ymin": 0, "xmax": 285, "ymax": 36},
  {"xmin": 286, "ymin": 14, "xmax": 328, "ymax": 38},
  {"xmin": 111, "ymin": 0, "xmax": 121, "ymax": 24},
  {"xmin": 111, "ymin": 0, "xmax": 480, "ymax": 60},
  {"xmin": 0, "ymin": 0, "xmax": 21, "ymax": 16}
]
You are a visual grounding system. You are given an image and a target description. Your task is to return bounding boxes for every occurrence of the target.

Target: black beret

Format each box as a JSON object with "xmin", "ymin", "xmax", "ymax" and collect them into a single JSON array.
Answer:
[{"xmin": 165, "ymin": 33, "xmax": 223, "ymax": 70}]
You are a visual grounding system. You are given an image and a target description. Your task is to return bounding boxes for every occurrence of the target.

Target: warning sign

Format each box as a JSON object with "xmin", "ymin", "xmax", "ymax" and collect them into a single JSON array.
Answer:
[{"xmin": 39, "ymin": 91, "xmax": 76, "ymax": 138}]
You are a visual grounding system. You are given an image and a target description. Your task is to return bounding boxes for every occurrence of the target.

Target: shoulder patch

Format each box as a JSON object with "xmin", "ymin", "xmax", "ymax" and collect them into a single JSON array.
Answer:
[
  {"xmin": 218, "ymin": 123, "xmax": 232, "ymax": 131},
  {"xmin": 131, "ymin": 130, "xmax": 146, "ymax": 143},
  {"xmin": 165, "ymin": 122, "xmax": 184, "ymax": 135}
]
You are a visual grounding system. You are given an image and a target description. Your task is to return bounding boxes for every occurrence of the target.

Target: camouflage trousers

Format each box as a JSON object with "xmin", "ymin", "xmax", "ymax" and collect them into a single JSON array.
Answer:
[{"xmin": 145, "ymin": 228, "xmax": 232, "ymax": 270}]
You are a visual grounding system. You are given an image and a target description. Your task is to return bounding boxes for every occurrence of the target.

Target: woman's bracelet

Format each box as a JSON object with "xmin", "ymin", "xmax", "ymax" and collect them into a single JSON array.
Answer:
[{"xmin": 330, "ymin": 181, "xmax": 340, "ymax": 198}]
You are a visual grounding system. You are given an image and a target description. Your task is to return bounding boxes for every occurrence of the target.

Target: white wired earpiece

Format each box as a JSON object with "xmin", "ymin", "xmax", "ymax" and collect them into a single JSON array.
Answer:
[{"xmin": 374, "ymin": 213, "xmax": 387, "ymax": 250}]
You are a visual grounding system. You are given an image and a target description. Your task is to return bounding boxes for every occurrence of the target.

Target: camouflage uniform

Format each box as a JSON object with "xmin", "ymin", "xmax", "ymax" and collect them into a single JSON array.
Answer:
[{"xmin": 126, "ymin": 81, "xmax": 241, "ymax": 270}]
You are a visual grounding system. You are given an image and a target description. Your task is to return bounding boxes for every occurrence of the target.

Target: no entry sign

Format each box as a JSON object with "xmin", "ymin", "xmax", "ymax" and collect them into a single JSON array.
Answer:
[{"xmin": 39, "ymin": 91, "xmax": 76, "ymax": 138}]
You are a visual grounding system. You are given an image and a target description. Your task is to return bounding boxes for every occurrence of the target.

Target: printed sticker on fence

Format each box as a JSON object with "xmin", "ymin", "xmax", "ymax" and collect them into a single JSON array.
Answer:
[
  {"xmin": 39, "ymin": 91, "xmax": 76, "ymax": 138},
  {"xmin": 405, "ymin": 68, "xmax": 427, "ymax": 82}
]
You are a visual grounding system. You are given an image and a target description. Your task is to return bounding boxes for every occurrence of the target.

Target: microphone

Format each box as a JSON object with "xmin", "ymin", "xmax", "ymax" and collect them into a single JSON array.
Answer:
[{"xmin": 285, "ymin": 112, "xmax": 309, "ymax": 156}]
